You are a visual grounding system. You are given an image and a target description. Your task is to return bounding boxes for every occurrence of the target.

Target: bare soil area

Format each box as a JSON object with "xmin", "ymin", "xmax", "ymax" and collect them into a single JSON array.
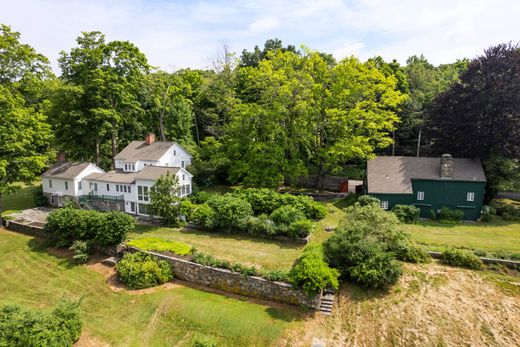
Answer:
[{"xmin": 285, "ymin": 262, "xmax": 520, "ymax": 346}]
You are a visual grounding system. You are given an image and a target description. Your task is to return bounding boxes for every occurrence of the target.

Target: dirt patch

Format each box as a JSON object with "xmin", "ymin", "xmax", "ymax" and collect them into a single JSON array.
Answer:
[
  {"xmin": 285, "ymin": 262, "xmax": 520, "ymax": 346},
  {"xmin": 74, "ymin": 331, "xmax": 110, "ymax": 347}
]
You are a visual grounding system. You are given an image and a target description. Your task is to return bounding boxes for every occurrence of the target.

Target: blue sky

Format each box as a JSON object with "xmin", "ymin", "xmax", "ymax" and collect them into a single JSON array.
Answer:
[{"xmin": 1, "ymin": 0, "xmax": 519, "ymax": 72}]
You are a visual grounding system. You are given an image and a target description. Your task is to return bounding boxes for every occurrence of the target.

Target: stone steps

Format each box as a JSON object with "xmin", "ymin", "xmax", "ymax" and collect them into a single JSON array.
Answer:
[{"xmin": 318, "ymin": 291, "xmax": 335, "ymax": 315}]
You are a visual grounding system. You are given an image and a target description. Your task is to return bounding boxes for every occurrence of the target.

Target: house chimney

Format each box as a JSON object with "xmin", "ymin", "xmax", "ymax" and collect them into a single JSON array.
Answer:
[
  {"xmin": 440, "ymin": 154, "xmax": 453, "ymax": 178},
  {"xmin": 57, "ymin": 152, "xmax": 66, "ymax": 162},
  {"xmin": 145, "ymin": 133, "xmax": 156, "ymax": 145}
]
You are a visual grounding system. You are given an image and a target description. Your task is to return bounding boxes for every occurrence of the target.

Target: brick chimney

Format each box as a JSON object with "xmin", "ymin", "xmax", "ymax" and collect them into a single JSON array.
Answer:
[
  {"xmin": 57, "ymin": 152, "xmax": 66, "ymax": 162},
  {"xmin": 440, "ymin": 154, "xmax": 453, "ymax": 178},
  {"xmin": 145, "ymin": 133, "xmax": 156, "ymax": 145}
]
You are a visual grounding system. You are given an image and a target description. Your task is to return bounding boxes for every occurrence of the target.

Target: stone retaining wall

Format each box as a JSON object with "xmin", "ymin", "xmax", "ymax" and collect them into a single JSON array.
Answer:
[
  {"xmin": 3, "ymin": 220, "xmax": 50, "ymax": 238},
  {"xmin": 428, "ymin": 251, "xmax": 520, "ymax": 267},
  {"xmin": 126, "ymin": 246, "xmax": 321, "ymax": 308}
]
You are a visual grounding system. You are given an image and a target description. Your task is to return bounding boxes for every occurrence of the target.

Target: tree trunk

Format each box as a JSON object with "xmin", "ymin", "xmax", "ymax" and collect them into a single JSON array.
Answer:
[
  {"xmin": 0, "ymin": 192, "xmax": 3, "ymax": 228},
  {"xmin": 95, "ymin": 140, "xmax": 101, "ymax": 166},
  {"xmin": 111, "ymin": 127, "xmax": 117, "ymax": 170},
  {"xmin": 315, "ymin": 163, "xmax": 325, "ymax": 191},
  {"xmin": 159, "ymin": 110, "xmax": 166, "ymax": 141}
]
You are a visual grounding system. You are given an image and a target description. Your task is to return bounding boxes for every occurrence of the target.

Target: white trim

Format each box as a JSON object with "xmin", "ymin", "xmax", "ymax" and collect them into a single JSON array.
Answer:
[
  {"xmin": 417, "ymin": 191, "xmax": 425, "ymax": 201},
  {"xmin": 467, "ymin": 192, "xmax": 475, "ymax": 202},
  {"xmin": 381, "ymin": 201, "xmax": 389, "ymax": 210}
]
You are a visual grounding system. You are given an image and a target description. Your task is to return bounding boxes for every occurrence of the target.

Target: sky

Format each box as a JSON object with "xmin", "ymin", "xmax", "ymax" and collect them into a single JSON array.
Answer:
[{"xmin": 1, "ymin": 0, "xmax": 520, "ymax": 73}]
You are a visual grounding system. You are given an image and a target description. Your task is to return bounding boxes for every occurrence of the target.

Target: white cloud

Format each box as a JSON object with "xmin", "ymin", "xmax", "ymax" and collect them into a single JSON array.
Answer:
[
  {"xmin": 248, "ymin": 16, "xmax": 280, "ymax": 33},
  {"xmin": 0, "ymin": 0, "xmax": 519, "ymax": 73}
]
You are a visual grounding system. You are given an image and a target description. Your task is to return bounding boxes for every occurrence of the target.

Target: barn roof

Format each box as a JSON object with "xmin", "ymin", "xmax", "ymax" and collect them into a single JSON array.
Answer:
[{"xmin": 367, "ymin": 156, "xmax": 486, "ymax": 194}]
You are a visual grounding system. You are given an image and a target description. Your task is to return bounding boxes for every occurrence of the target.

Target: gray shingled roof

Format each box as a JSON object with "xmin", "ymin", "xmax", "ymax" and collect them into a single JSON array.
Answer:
[
  {"xmin": 367, "ymin": 156, "xmax": 486, "ymax": 194},
  {"xmin": 84, "ymin": 171, "xmax": 137, "ymax": 184},
  {"xmin": 114, "ymin": 141, "xmax": 174, "ymax": 161},
  {"xmin": 42, "ymin": 162, "xmax": 93, "ymax": 179},
  {"xmin": 135, "ymin": 166, "xmax": 181, "ymax": 181}
]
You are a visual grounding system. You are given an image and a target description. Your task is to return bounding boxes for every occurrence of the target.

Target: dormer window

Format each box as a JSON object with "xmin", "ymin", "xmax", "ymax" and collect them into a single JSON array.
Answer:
[{"xmin": 174, "ymin": 150, "xmax": 176, "ymax": 155}]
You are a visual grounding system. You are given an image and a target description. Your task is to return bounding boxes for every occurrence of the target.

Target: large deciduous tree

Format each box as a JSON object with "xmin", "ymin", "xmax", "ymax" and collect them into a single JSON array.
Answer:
[
  {"xmin": 56, "ymin": 32, "xmax": 150, "ymax": 168},
  {"xmin": 0, "ymin": 25, "xmax": 53, "ymax": 224},
  {"xmin": 427, "ymin": 43, "xmax": 520, "ymax": 197}
]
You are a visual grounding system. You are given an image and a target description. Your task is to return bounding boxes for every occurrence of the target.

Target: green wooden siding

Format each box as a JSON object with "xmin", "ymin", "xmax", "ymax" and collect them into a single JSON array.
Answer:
[{"xmin": 370, "ymin": 179, "xmax": 486, "ymax": 220}]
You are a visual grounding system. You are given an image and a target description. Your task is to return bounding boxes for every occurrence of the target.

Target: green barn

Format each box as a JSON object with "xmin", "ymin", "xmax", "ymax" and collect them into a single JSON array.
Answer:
[{"xmin": 365, "ymin": 154, "xmax": 486, "ymax": 220}]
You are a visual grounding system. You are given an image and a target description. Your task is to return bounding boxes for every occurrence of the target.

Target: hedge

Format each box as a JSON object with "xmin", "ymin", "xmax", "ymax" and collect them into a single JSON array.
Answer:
[
  {"xmin": 0, "ymin": 298, "xmax": 82, "ymax": 347},
  {"xmin": 117, "ymin": 252, "xmax": 173, "ymax": 289},
  {"xmin": 440, "ymin": 249, "xmax": 483, "ymax": 270}
]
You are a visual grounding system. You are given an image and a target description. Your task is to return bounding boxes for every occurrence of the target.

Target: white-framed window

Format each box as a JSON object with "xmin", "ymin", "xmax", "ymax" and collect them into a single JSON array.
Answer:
[
  {"xmin": 65, "ymin": 181, "xmax": 69, "ymax": 190},
  {"xmin": 417, "ymin": 191, "xmax": 425, "ymax": 201},
  {"xmin": 116, "ymin": 185, "xmax": 119, "ymax": 192},
  {"xmin": 130, "ymin": 202, "xmax": 135, "ymax": 212},
  {"xmin": 128, "ymin": 186, "xmax": 131, "ymax": 194},
  {"xmin": 380, "ymin": 201, "xmax": 389, "ymax": 210},
  {"xmin": 124, "ymin": 164, "xmax": 128, "ymax": 171},
  {"xmin": 174, "ymin": 150, "xmax": 176, "ymax": 155},
  {"xmin": 49, "ymin": 180, "xmax": 53, "ymax": 188},
  {"xmin": 181, "ymin": 160, "xmax": 185, "ymax": 168},
  {"xmin": 106, "ymin": 183, "xmax": 110, "ymax": 191},
  {"xmin": 182, "ymin": 174, "xmax": 185, "ymax": 180},
  {"xmin": 467, "ymin": 192, "xmax": 475, "ymax": 202},
  {"xmin": 78, "ymin": 181, "xmax": 82, "ymax": 190},
  {"xmin": 138, "ymin": 186, "xmax": 149, "ymax": 201},
  {"xmin": 94, "ymin": 183, "xmax": 98, "ymax": 192}
]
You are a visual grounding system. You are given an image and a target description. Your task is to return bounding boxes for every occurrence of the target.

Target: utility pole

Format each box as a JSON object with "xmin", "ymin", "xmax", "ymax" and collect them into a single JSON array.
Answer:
[
  {"xmin": 392, "ymin": 131, "xmax": 395, "ymax": 156},
  {"xmin": 416, "ymin": 128, "xmax": 422, "ymax": 157}
]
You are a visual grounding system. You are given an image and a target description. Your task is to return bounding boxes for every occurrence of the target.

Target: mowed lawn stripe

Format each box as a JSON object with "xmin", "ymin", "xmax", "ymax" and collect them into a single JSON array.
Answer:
[{"xmin": 0, "ymin": 229, "xmax": 303, "ymax": 346}]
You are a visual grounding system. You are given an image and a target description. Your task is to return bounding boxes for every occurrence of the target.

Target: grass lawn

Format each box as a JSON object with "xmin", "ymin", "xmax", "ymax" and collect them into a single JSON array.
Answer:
[
  {"xmin": 1, "ymin": 182, "xmax": 39, "ymax": 216},
  {"xmin": 0, "ymin": 229, "xmax": 305, "ymax": 346},
  {"xmin": 403, "ymin": 219, "xmax": 520, "ymax": 254},
  {"xmin": 130, "ymin": 201, "xmax": 347, "ymax": 270}
]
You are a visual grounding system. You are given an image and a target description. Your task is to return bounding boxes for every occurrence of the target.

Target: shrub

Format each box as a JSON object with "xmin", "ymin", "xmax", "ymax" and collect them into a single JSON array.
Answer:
[
  {"xmin": 179, "ymin": 199, "xmax": 195, "ymax": 222},
  {"xmin": 206, "ymin": 195, "xmax": 253, "ymax": 231},
  {"xmin": 32, "ymin": 184, "xmax": 47, "ymax": 207},
  {"xmin": 0, "ymin": 298, "xmax": 82, "ymax": 347},
  {"xmin": 192, "ymin": 337, "xmax": 217, "ymax": 347},
  {"xmin": 440, "ymin": 249, "xmax": 483, "ymax": 270},
  {"xmin": 269, "ymin": 205, "xmax": 305, "ymax": 226},
  {"xmin": 69, "ymin": 240, "xmax": 90, "ymax": 263},
  {"xmin": 192, "ymin": 251, "xmax": 231, "ymax": 270},
  {"xmin": 344, "ymin": 193, "xmax": 359, "ymax": 207},
  {"xmin": 438, "ymin": 207, "xmax": 464, "ymax": 224},
  {"xmin": 45, "ymin": 208, "xmax": 133, "ymax": 247},
  {"xmin": 288, "ymin": 220, "xmax": 314, "ymax": 238},
  {"xmin": 260, "ymin": 268, "xmax": 290, "ymax": 282},
  {"xmin": 357, "ymin": 195, "xmax": 381, "ymax": 206},
  {"xmin": 191, "ymin": 203, "xmax": 216, "ymax": 229},
  {"xmin": 94, "ymin": 211, "xmax": 134, "ymax": 246},
  {"xmin": 189, "ymin": 191, "xmax": 217, "ymax": 204},
  {"xmin": 323, "ymin": 227, "xmax": 402, "ymax": 288},
  {"xmin": 117, "ymin": 252, "xmax": 173, "ymax": 289},
  {"xmin": 127, "ymin": 237, "xmax": 193, "ymax": 256},
  {"xmin": 289, "ymin": 244, "xmax": 339, "ymax": 295},
  {"xmin": 393, "ymin": 242, "xmax": 431, "ymax": 263},
  {"xmin": 392, "ymin": 204, "xmax": 420, "ymax": 224},
  {"xmin": 246, "ymin": 214, "xmax": 277, "ymax": 236}
]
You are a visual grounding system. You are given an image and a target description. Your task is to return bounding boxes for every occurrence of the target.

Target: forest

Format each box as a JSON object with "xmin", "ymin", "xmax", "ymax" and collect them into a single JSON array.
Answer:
[{"xmin": 1, "ymin": 23, "xmax": 520, "ymax": 202}]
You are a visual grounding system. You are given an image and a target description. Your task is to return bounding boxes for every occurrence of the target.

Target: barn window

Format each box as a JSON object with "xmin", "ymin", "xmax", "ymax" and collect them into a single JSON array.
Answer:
[
  {"xmin": 417, "ymin": 191, "xmax": 425, "ymax": 201},
  {"xmin": 380, "ymin": 201, "xmax": 389, "ymax": 210},
  {"xmin": 467, "ymin": 192, "xmax": 475, "ymax": 202}
]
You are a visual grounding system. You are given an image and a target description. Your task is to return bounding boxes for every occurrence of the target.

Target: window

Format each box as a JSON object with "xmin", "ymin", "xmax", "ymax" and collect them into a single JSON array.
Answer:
[
  {"xmin": 124, "ymin": 186, "xmax": 128, "ymax": 193},
  {"xmin": 128, "ymin": 186, "xmax": 131, "ymax": 194},
  {"xmin": 138, "ymin": 186, "xmax": 149, "ymax": 201},
  {"xmin": 124, "ymin": 164, "xmax": 128, "ymax": 171},
  {"xmin": 138, "ymin": 203, "xmax": 149, "ymax": 215},
  {"xmin": 106, "ymin": 183, "xmax": 110, "ymax": 191},
  {"xmin": 182, "ymin": 174, "xmax": 185, "ymax": 180},
  {"xmin": 94, "ymin": 183, "xmax": 98, "ymax": 192},
  {"xmin": 78, "ymin": 181, "xmax": 82, "ymax": 190},
  {"xmin": 174, "ymin": 150, "xmax": 176, "ymax": 155},
  {"xmin": 89, "ymin": 182, "xmax": 92, "ymax": 189},
  {"xmin": 130, "ymin": 202, "xmax": 135, "ymax": 212},
  {"xmin": 49, "ymin": 180, "xmax": 53, "ymax": 189},
  {"xmin": 187, "ymin": 184, "xmax": 191, "ymax": 195},
  {"xmin": 417, "ymin": 191, "xmax": 425, "ymax": 201},
  {"xmin": 380, "ymin": 201, "xmax": 389, "ymax": 210},
  {"xmin": 467, "ymin": 192, "xmax": 475, "ymax": 202},
  {"xmin": 116, "ymin": 185, "xmax": 119, "ymax": 192},
  {"xmin": 181, "ymin": 160, "xmax": 185, "ymax": 168},
  {"xmin": 65, "ymin": 181, "xmax": 69, "ymax": 190}
]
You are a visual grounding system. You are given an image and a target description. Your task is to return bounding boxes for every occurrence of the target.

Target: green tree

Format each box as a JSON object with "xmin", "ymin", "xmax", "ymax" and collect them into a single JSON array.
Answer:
[
  {"xmin": 57, "ymin": 31, "xmax": 150, "ymax": 167},
  {"xmin": 149, "ymin": 172, "xmax": 181, "ymax": 225},
  {"xmin": 0, "ymin": 25, "xmax": 53, "ymax": 225}
]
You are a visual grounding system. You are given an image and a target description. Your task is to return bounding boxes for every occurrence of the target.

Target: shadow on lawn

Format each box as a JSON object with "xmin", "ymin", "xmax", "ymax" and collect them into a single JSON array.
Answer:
[
  {"xmin": 27, "ymin": 237, "xmax": 79, "ymax": 269},
  {"xmin": 133, "ymin": 224, "xmax": 305, "ymax": 251}
]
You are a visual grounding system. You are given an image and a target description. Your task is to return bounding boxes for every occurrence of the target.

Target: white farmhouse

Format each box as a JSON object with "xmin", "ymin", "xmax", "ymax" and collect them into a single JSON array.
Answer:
[{"xmin": 42, "ymin": 134, "xmax": 193, "ymax": 215}]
